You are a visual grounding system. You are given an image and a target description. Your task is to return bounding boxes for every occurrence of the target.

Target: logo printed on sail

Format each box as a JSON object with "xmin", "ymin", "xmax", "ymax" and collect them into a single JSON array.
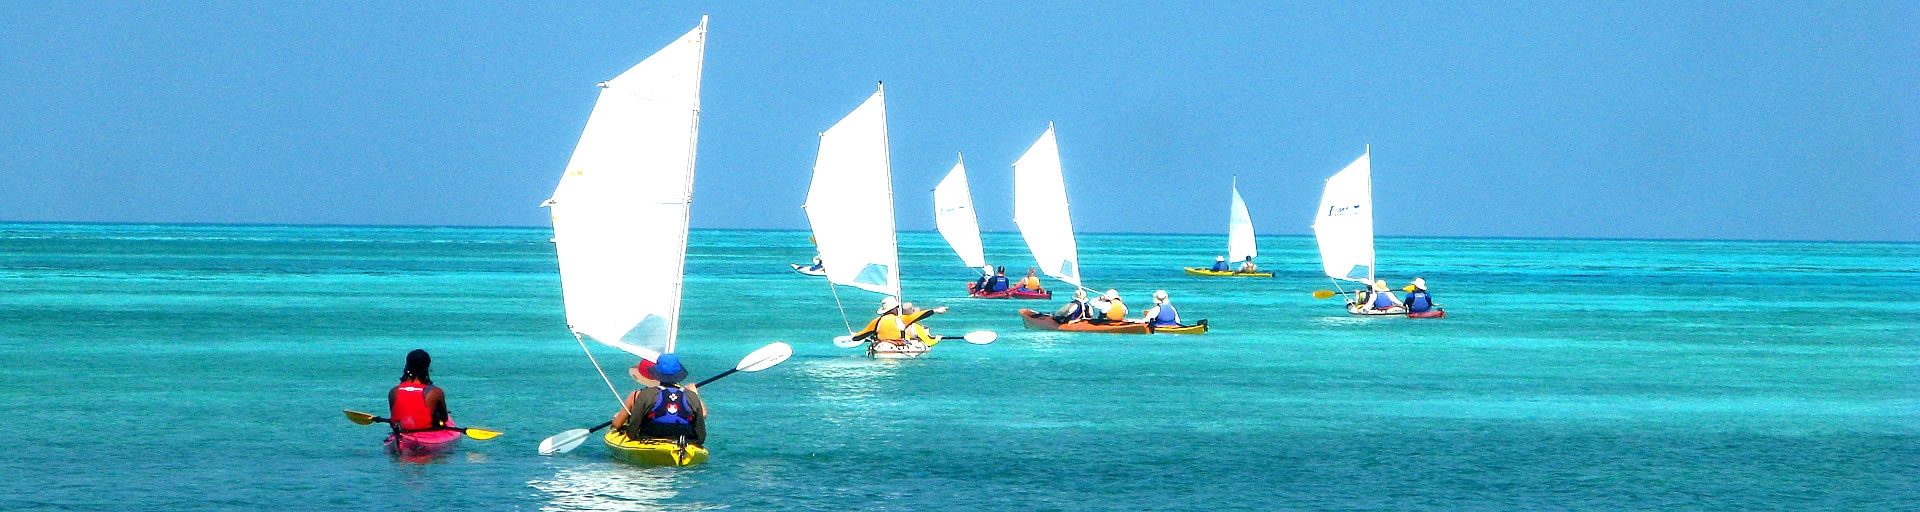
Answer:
[{"xmin": 1325, "ymin": 204, "xmax": 1362, "ymax": 217}]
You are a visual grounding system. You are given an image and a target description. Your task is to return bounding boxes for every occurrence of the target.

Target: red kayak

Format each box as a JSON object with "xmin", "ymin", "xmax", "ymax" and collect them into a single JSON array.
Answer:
[
  {"xmin": 1406, "ymin": 309, "xmax": 1446, "ymax": 319},
  {"xmin": 967, "ymin": 282, "xmax": 1052, "ymax": 300}
]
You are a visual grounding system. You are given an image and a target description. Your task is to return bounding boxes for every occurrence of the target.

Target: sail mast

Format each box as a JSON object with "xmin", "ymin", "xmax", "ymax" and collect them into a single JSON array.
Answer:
[{"xmin": 662, "ymin": 15, "xmax": 708, "ymax": 355}]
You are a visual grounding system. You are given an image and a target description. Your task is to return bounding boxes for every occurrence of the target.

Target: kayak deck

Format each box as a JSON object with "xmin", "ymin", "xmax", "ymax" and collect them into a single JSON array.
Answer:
[
  {"xmin": 605, "ymin": 431, "xmax": 709, "ymax": 466},
  {"xmin": 385, "ymin": 428, "xmax": 461, "ymax": 457},
  {"xmin": 1019, "ymin": 309, "xmax": 1208, "ymax": 334},
  {"xmin": 789, "ymin": 263, "xmax": 826, "ymax": 276},
  {"xmin": 1182, "ymin": 267, "xmax": 1273, "ymax": 278}
]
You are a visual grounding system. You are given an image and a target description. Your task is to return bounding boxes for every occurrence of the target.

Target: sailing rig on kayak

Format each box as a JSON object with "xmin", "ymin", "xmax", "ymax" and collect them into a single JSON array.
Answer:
[
  {"xmin": 544, "ymin": 15, "xmax": 704, "ymax": 417},
  {"xmin": 935, "ymin": 155, "xmax": 990, "ymax": 280},
  {"xmin": 1184, "ymin": 178, "xmax": 1269, "ymax": 277},
  {"xmin": 805, "ymin": 85, "xmax": 930, "ymax": 358},
  {"xmin": 1312, "ymin": 146, "xmax": 1403, "ymax": 315},
  {"xmin": 1013, "ymin": 123, "xmax": 1083, "ymax": 292}
]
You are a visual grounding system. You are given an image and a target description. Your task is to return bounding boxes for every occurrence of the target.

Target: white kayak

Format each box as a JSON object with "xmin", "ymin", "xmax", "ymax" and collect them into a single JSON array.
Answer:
[{"xmin": 789, "ymin": 263, "xmax": 827, "ymax": 276}]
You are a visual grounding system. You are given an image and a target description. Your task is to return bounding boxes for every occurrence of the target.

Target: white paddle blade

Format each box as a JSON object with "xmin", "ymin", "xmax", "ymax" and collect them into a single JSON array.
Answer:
[
  {"xmin": 738, "ymin": 342, "xmax": 793, "ymax": 372},
  {"xmin": 538, "ymin": 428, "xmax": 592, "ymax": 456},
  {"xmin": 832, "ymin": 335, "xmax": 862, "ymax": 348},
  {"xmin": 962, "ymin": 331, "xmax": 998, "ymax": 344}
]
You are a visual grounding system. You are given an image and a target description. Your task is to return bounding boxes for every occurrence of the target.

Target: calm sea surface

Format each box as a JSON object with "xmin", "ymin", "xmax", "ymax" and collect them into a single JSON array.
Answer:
[{"xmin": 0, "ymin": 223, "xmax": 1914, "ymax": 510}]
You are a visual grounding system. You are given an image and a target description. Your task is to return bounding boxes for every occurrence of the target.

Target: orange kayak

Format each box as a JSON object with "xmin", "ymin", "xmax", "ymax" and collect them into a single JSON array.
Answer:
[{"xmin": 1018, "ymin": 309, "xmax": 1208, "ymax": 334}]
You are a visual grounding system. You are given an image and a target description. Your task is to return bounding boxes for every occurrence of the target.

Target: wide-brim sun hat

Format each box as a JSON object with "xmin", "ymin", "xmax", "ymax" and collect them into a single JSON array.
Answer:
[
  {"xmin": 652, "ymin": 353, "xmax": 689, "ymax": 384},
  {"xmin": 1215, "ymin": 256, "xmax": 1225, "ymax": 261},
  {"xmin": 1372, "ymin": 280, "xmax": 1389, "ymax": 291},
  {"xmin": 629, "ymin": 359, "xmax": 659, "ymax": 385},
  {"xmin": 1412, "ymin": 278, "xmax": 1427, "ymax": 291},
  {"xmin": 1073, "ymin": 289, "xmax": 1088, "ymax": 300},
  {"xmin": 1153, "ymin": 290, "xmax": 1168, "ymax": 303},
  {"xmin": 1102, "ymin": 289, "xmax": 1120, "ymax": 301},
  {"xmin": 877, "ymin": 296, "xmax": 900, "ymax": 315}
]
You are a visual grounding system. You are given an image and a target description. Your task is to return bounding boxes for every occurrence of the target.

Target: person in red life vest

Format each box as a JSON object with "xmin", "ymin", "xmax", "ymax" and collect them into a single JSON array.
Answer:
[
  {"xmin": 388, "ymin": 349, "xmax": 451, "ymax": 433},
  {"xmin": 612, "ymin": 354, "xmax": 707, "ymax": 446}
]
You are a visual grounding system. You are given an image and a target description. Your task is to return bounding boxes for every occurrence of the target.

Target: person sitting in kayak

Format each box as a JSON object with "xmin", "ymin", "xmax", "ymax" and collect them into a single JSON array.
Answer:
[
  {"xmin": 1404, "ymin": 277, "xmax": 1435, "ymax": 313},
  {"xmin": 1015, "ymin": 268, "xmax": 1044, "ymax": 293},
  {"xmin": 1365, "ymin": 280, "xmax": 1402, "ymax": 310},
  {"xmin": 1209, "ymin": 256, "xmax": 1228, "ymax": 272},
  {"xmin": 1139, "ymin": 290, "xmax": 1181, "ymax": 327},
  {"xmin": 389, "ymin": 349, "xmax": 451, "ymax": 435},
  {"xmin": 806, "ymin": 256, "xmax": 824, "ymax": 272},
  {"xmin": 1235, "ymin": 256, "xmax": 1259, "ymax": 274},
  {"xmin": 987, "ymin": 266, "xmax": 1012, "ymax": 293},
  {"xmin": 1089, "ymin": 289, "xmax": 1128, "ymax": 323},
  {"xmin": 854, "ymin": 297, "xmax": 948, "ymax": 346},
  {"xmin": 1051, "ymin": 289, "xmax": 1092, "ymax": 323},
  {"xmin": 613, "ymin": 354, "xmax": 706, "ymax": 446},
  {"xmin": 971, "ymin": 265, "xmax": 992, "ymax": 293}
]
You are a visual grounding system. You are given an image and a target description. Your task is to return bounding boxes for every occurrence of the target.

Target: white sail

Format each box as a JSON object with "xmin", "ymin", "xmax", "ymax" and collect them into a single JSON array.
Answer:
[
  {"xmin": 1312, "ymin": 149, "xmax": 1374, "ymax": 284},
  {"xmin": 803, "ymin": 86, "xmax": 899, "ymax": 297},
  {"xmin": 544, "ymin": 18, "xmax": 706, "ymax": 360},
  {"xmin": 1227, "ymin": 181, "xmax": 1257, "ymax": 263},
  {"xmin": 933, "ymin": 156, "xmax": 986, "ymax": 269},
  {"xmin": 1012, "ymin": 123, "xmax": 1081, "ymax": 287}
]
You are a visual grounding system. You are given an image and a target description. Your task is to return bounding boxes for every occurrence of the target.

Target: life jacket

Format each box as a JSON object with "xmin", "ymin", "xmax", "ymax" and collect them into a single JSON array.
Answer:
[
  {"xmin": 1017, "ymin": 276, "xmax": 1041, "ymax": 291},
  {"xmin": 1406, "ymin": 291, "xmax": 1432, "ymax": 312},
  {"xmin": 1211, "ymin": 261, "xmax": 1227, "ymax": 271},
  {"xmin": 1371, "ymin": 291, "xmax": 1398, "ymax": 309},
  {"xmin": 1051, "ymin": 300, "xmax": 1084, "ymax": 322},
  {"xmin": 874, "ymin": 313, "xmax": 908, "ymax": 341},
  {"xmin": 1150, "ymin": 304, "xmax": 1178, "ymax": 326},
  {"xmin": 988, "ymin": 276, "xmax": 1010, "ymax": 292},
  {"xmin": 389, "ymin": 382, "xmax": 438, "ymax": 432},
  {"xmin": 627, "ymin": 385, "xmax": 696, "ymax": 439},
  {"xmin": 1106, "ymin": 302, "xmax": 1127, "ymax": 321}
]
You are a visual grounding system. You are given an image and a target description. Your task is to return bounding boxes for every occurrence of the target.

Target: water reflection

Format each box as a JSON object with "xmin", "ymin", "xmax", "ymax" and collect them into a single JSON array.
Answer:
[{"xmin": 529, "ymin": 463, "xmax": 695, "ymax": 511}]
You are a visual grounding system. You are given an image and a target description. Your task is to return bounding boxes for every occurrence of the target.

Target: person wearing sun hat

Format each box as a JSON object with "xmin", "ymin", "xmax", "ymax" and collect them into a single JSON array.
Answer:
[
  {"xmin": 1089, "ymin": 289, "xmax": 1127, "ymax": 322},
  {"xmin": 1365, "ymin": 279, "xmax": 1403, "ymax": 311},
  {"xmin": 612, "ymin": 353, "xmax": 707, "ymax": 446},
  {"xmin": 1138, "ymin": 290, "xmax": 1183, "ymax": 327},
  {"xmin": 851, "ymin": 296, "xmax": 947, "ymax": 345},
  {"xmin": 1051, "ymin": 288, "xmax": 1093, "ymax": 323},
  {"xmin": 1209, "ymin": 255, "xmax": 1228, "ymax": 272},
  {"xmin": 1403, "ymin": 277, "xmax": 1435, "ymax": 313}
]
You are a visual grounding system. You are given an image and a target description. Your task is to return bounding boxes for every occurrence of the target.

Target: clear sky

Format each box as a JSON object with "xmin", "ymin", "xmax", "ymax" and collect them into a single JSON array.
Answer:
[{"xmin": 2, "ymin": 2, "xmax": 1914, "ymax": 241}]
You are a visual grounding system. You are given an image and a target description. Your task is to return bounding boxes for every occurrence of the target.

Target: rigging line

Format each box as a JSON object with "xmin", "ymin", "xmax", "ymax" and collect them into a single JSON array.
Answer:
[
  {"xmin": 572, "ymin": 332, "xmax": 631, "ymax": 415},
  {"xmin": 825, "ymin": 278, "xmax": 854, "ymax": 335}
]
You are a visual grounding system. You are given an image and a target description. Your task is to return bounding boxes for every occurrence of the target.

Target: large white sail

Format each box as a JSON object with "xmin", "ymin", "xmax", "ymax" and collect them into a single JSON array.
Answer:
[
  {"xmin": 1012, "ymin": 123, "xmax": 1081, "ymax": 287},
  {"xmin": 1227, "ymin": 181, "xmax": 1257, "ymax": 263},
  {"xmin": 1312, "ymin": 149, "xmax": 1374, "ymax": 284},
  {"xmin": 933, "ymin": 156, "xmax": 986, "ymax": 269},
  {"xmin": 544, "ymin": 18, "xmax": 706, "ymax": 360},
  {"xmin": 803, "ymin": 85, "xmax": 899, "ymax": 297}
]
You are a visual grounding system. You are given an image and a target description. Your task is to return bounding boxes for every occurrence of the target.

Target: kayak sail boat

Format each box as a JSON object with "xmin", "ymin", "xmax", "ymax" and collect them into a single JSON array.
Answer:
[
  {"xmin": 1184, "ymin": 178, "xmax": 1270, "ymax": 277},
  {"xmin": 803, "ymin": 85, "xmax": 926, "ymax": 359},
  {"xmin": 543, "ymin": 17, "xmax": 714, "ymax": 465},
  {"xmin": 940, "ymin": 154, "xmax": 1047, "ymax": 300},
  {"xmin": 1312, "ymin": 146, "xmax": 1404, "ymax": 315}
]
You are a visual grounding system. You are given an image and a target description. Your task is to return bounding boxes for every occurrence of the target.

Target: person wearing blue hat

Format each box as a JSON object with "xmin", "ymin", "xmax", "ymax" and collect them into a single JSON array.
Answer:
[{"xmin": 611, "ymin": 353, "xmax": 707, "ymax": 446}]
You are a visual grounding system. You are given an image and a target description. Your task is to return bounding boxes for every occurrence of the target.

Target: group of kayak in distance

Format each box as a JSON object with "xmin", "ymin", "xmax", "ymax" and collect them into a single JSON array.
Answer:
[{"xmin": 966, "ymin": 265, "xmax": 1052, "ymax": 299}]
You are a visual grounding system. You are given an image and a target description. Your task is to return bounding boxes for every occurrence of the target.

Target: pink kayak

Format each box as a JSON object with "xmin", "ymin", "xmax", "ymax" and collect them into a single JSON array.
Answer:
[{"xmin": 385, "ymin": 422, "xmax": 461, "ymax": 457}]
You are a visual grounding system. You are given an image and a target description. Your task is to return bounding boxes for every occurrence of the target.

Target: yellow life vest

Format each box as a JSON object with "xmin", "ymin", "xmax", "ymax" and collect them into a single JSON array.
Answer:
[
  {"xmin": 1106, "ymin": 302, "xmax": 1127, "ymax": 321},
  {"xmin": 1018, "ymin": 276, "xmax": 1041, "ymax": 290}
]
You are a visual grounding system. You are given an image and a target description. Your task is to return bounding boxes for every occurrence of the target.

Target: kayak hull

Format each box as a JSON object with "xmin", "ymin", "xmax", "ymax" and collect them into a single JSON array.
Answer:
[
  {"xmin": 1347, "ymin": 303, "xmax": 1408, "ymax": 316},
  {"xmin": 1182, "ymin": 267, "xmax": 1273, "ymax": 278},
  {"xmin": 385, "ymin": 428, "xmax": 461, "ymax": 457},
  {"xmin": 1407, "ymin": 309, "xmax": 1446, "ymax": 319},
  {"xmin": 1019, "ymin": 309, "xmax": 1208, "ymax": 334},
  {"xmin": 867, "ymin": 339, "xmax": 930, "ymax": 359},
  {"xmin": 967, "ymin": 283, "xmax": 1051, "ymax": 299},
  {"xmin": 789, "ymin": 263, "xmax": 826, "ymax": 276},
  {"xmin": 605, "ymin": 431, "xmax": 709, "ymax": 467}
]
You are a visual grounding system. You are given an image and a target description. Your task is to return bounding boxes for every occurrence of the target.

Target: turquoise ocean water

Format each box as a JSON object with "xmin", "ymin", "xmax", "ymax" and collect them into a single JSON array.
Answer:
[{"xmin": 1, "ymin": 223, "xmax": 1914, "ymax": 510}]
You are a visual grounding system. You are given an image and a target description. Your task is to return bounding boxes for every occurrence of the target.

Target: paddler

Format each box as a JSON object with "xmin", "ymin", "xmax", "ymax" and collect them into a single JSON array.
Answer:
[
  {"xmin": 1364, "ymin": 279, "xmax": 1402, "ymax": 310},
  {"xmin": 1209, "ymin": 255, "xmax": 1228, "ymax": 272},
  {"xmin": 612, "ymin": 354, "xmax": 706, "ymax": 446},
  {"xmin": 1404, "ymin": 277, "xmax": 1436, "ymax": 313},
  {"xmin": 1051, "ymin": 289, "xmax": 1092, "ymax": 323},
  {"xmin": 389, "ymin": 349, "xmax": 451, "ymax": 435},
  {"xmin": 1235, "ymin": 255, "xmax": 1259, "ymax": 274},
  {"xmin": 971, "ymin": 265, "xmax": 993, "ymax": 294},
  {"xmin": 1139, "ymin": 290, "xmax": 1182, "ymax": 327},
  {"xmin": 1015, "ymin": 268, "xmax": 1044, "ymax": 293},
  {"xmin": 1089, "ymin": 289, "xmax": 1127, "ymax": 323},
  {"xmin": 853, "ymin": 297, "xmax": 949, "ymax": 346},
  {"xmin": 987, "ymin": 266, "xmax": 1012, "ymax": 293}
]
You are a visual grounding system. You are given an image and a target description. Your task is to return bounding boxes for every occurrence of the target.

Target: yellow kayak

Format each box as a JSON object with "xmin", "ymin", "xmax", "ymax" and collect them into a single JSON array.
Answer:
[
  {"xmin": 604, "ymin": 430, "xmax": 709, "ymax": 466},
  {"xmin": 1183, "ymin": 267, "xmax": 1273, "ymax": 278}
]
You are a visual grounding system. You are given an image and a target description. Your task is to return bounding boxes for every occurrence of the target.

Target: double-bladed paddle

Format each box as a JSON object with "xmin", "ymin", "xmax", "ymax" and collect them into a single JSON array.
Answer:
[
  {"xmin": 536, "ymin": 341, "xmax": 793, "ymax": 456},
  {"xmin": 341, "ymin": 409, "xmax": 502, "ymax": 440},
  {"xmin": 831, "ymin": 330, "xmax": 997, "ymax": 349}
]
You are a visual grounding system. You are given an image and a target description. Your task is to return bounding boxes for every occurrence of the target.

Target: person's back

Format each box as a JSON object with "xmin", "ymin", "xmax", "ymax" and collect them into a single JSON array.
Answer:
[
  {"xmin": 988, "ymin": 274, "xmax": 1010, "ymax": 292},
  {"xmin": 1370, "ymin": 290, "xmax": 1400, "ymax": 309},
  {"xmin": 1106, "ymin": 300, "xmax": 1128, "ymax": 321},
  {"xmin": 388, "ymin": 349, "xmax": 447, "ymax": 432},
  {"xmin": 1210, "ymin": 257, "xmax": 1228, "ymax": 272},
  {"xmin": 624, "ymin": 384, "xmax": 705, "ymax": 444},
  {"xmin": 1405, "ymin": 290, "xmax": 1432, "ymax": 312},
  {"xmin": 1051, "ymin": 300, "xmax": 1084, "ymax": 323},
  {"xmin": 1144, "ymin": 291, "xmax": 1179, "ymax": 326},
  {"xmin": 1017, "ymin": 272, "xmax": 1042, "ymax": 291}
]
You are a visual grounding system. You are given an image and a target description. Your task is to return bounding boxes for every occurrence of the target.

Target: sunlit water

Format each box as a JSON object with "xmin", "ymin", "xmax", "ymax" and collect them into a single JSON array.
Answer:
[{"xmin": 1, "ymin": 223, "xmax": 1914, "ymax": 510}]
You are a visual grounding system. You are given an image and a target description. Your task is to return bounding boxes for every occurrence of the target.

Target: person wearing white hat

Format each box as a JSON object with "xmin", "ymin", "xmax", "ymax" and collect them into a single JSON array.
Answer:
[
  {"xmin": 851, "ymin": 296, "xmax": 948, "ymax": 345},
  {"xmin": 1209, "ymin": 255, "xmax": 1228, "ymax": 272},
  {"xmin": 1403, "ymin": 277, "xmax": 1435, "ymax": 313},
  {"xmin": 1051, "ymin": 288, "xmax": 1093, "ymax": 323},
  {"xmin": 1139, "ymin": 290, "xmax": 1182, "ymax": 327},
  {"xmin": 1089, "ymin": 289, "xmax": 1128, "ymax": 323}
]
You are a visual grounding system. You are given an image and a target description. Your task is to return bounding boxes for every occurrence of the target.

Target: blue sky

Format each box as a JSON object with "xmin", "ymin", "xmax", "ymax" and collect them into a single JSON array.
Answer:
[{"xmin": 1, "ymin": 2, "xmax": 1914, "ymax": 241}]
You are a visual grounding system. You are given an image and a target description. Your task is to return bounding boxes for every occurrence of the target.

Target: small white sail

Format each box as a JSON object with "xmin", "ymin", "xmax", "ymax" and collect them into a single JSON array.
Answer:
[
  {"xmin": 545, "ymin": 18, "xmax": 707, "ymax": 359},
  {"xmin": 1227, "ymin": 182, "xmax": 1257, "ymax": 263},
  {"xmin": 1312, "ymin": 149, "xmax": 1375, "ymax": 284},
  {"xmin": 934, "ymin": 156, "xmax": 986, "ymax": 269},
  {"xmin": 1012, "ymin": 123, "xmax": 1081, "ymax": 287},
  {"xmin": 803, "ymin": 85, "xmax": 899, "ymax": 297}
]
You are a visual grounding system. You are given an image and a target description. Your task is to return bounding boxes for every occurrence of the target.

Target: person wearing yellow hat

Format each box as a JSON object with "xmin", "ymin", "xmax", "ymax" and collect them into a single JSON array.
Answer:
[{"xmin": 1364, "ymin": 279, "xmax": 1403, "ymax": 311}]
